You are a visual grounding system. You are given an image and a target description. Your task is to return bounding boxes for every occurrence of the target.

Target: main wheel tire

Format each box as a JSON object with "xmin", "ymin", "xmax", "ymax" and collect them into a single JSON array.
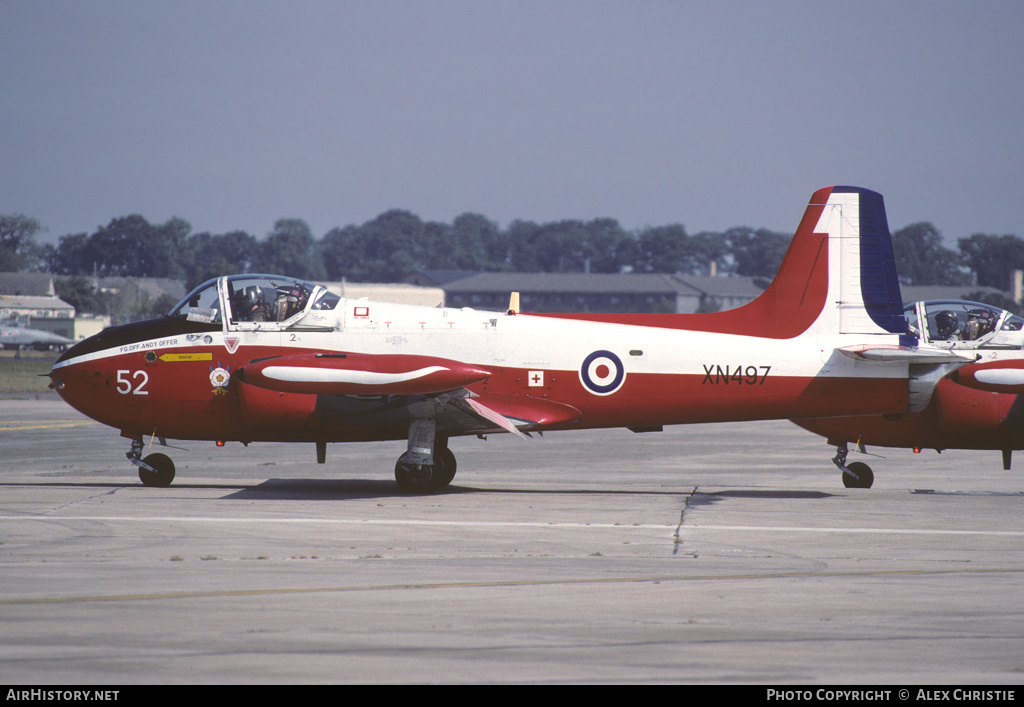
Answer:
[
  {"xmin": 436, "ymin": 447, "xmax": 457, "ymax": 487},
  {"xmin": 140, "ymin": 453, "xmax": 176, "ymax": 487},
  {"xmin": 394, "ymin": 452, "xmax": 445, "ymax": 495},
  {"xmin": 842, "ymin": 461, "xmax": 874, "ymax": 489}
]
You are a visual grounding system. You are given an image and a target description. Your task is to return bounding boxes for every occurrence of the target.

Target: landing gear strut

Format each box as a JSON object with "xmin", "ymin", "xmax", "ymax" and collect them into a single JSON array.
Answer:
[
  {"xmin": 127, "ymin": 439, "xmax": 176, "ymax": 487},
  {"xmin": 394, "ymin": 417, "xmax": 458, "ymax": 494},
  {"xmin": 832, "ymin": 443, "xmax": 873, "ymax": 489},
  {"xmin": 394, "ymin": 445, "xmax": 457, "ymax": 494}
]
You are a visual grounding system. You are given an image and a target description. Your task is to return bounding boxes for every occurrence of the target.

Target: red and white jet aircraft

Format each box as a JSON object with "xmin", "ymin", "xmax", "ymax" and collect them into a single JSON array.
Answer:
[
  {"xmin": 50, "ymin": 186, "xmax": 968, "ymax": 492},
  {"xmin": 794, "ymin": 298, "xmax": 1024, "ymax": 483}
]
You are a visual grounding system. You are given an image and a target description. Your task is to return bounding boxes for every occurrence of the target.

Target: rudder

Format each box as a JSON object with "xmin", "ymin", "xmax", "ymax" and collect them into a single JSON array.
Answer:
[{"xmin": 816, "ymin": 186, "xmax": 908, "ymax": 339}]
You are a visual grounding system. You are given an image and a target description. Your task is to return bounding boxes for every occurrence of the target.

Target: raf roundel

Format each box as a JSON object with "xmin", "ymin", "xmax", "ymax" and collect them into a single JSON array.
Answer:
[{"xmin": 580, "ymin": 350, "xmax": 626, "ymax": 396}]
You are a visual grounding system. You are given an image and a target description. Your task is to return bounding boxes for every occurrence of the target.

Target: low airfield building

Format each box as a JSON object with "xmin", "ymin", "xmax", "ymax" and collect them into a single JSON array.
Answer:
[
  {"xmin": 430, "ymin": 271, "xmax": 765, "ymax": 314},
  {"xmin": 0, "ymin": 272, "xmax": 76, "ymax": 340}
]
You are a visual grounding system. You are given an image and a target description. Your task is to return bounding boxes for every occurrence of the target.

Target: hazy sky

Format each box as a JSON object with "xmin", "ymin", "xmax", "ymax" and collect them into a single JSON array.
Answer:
[{"xmin": 3, "ymin": 1, "xmax": 1022, "ymax": 247}]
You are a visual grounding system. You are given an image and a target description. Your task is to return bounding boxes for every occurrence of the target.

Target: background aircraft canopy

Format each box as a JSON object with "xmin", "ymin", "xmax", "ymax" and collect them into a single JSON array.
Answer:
[{"xmin": 905, "ymin": 300, "xmax": 1024, "ymax": 349}]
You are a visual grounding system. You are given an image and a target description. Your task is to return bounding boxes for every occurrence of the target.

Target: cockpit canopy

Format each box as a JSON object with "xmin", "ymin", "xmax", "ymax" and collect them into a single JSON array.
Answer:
[
  {"xmin": 904, "ymin": 300, "xmax": 1024, "ymax": 350},
  {"xmin": 168, "ymin": 275, "xmax": 340, "ymax": 328}
]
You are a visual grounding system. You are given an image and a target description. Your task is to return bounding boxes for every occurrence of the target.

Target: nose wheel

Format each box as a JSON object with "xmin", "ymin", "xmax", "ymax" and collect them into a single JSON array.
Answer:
[
  {"xmin": 832, "ymin": 444, "xmax": 874, "ymax": 489},
  {"xmin": 841, "ymin": 461, "xmax": 873, "ymax": 489},
  {"xmin": 127, "ymin": 440, "xmax": 176, "ymax": 487}
]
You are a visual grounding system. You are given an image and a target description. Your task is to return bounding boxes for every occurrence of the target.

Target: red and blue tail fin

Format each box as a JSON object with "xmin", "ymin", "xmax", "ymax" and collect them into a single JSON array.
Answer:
[
  {"xmin": 534, "ymin": 186, "xmax": 909, "ymax": 342},
  {"xmin": 820, "ymin": 186, "xmax": 908, "ymax": 339}
]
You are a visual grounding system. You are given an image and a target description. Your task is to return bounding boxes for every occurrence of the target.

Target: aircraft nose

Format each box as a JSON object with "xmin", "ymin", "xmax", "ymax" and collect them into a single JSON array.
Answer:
[
  {"xmin": 48, "ymin": 368, "xmax": 64, "ymax": 392},
  {"xmin": 48, "ymin": 360, "xmax": 81, "ymax": 405},
  {"xmin": 49, "ymin": 338, "xmax": 102, "ymax": 409},
  {"xmin": 48, "ymin": 356, "xmax": 113, "ymax": 426}
]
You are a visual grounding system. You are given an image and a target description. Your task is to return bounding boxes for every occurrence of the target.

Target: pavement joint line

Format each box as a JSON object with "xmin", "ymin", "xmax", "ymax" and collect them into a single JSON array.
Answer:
[
  {"xmin": 3, "ymin": 567, "xmax": 1024, "ymax": 607},
  {"xmin": 2, "ymin": 515, "xmax": 1024, "ymax": 536},
  {"xmin": 0, "ymin": 514, "xmax": 673, "ymax": 530}
]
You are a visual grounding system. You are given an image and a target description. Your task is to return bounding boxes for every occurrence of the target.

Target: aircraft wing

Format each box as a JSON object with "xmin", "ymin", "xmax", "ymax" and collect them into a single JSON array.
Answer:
[
  {"xmin": 237, "ymin": 353, "xmax": 581, "ymax": 438},
  {"xmin": 306, "ymin": 387, "xmax": 581, "ymax": 439}
]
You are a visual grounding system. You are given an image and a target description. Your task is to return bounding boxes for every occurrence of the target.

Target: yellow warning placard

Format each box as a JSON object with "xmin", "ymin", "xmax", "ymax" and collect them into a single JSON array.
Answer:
[{"xmin": 159, "ymin": 352, "xmax": 213, "ymax": 362}]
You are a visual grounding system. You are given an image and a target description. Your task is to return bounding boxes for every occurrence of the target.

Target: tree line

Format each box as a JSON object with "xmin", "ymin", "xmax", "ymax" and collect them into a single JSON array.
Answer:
[
  {"xmin": 12, "ymin": 211, "xmax": 799, "ymax": 287},
  {"xmin": 2, "ymin": 209, "xmax": 1023, "ymax": 311}
]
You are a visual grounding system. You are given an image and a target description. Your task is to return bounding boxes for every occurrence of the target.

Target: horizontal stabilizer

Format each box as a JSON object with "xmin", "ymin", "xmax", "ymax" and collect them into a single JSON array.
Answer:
[{"xmin": 837, "ymin": 345, "xmax": 977, "ymax": 364}]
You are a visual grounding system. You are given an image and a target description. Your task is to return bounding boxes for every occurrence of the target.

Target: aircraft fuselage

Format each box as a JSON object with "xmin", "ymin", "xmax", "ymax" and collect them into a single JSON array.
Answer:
[{"xmin": 51, "ymin": 294, "xmax": 911, "ymax": 445}]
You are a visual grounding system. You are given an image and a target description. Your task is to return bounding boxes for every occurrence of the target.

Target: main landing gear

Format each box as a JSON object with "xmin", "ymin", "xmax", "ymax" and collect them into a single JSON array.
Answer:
[
  {"xmin": 127, "ymin": 439, "xmax": 176, "ymax": 488},
  {"xmin": 394, "ymin": 445, "xmax": 457, "ymax": 495},
  {"xmin": 832, "ymin": 443, "xmax": 874, "ymax": 489},
  {"xmin": 393, "ymin": 418, "xmax": 459, "ymax": 494},
  {"xmin": 124, "ymin": 435, "xmax": 459, "ymax": 494}
]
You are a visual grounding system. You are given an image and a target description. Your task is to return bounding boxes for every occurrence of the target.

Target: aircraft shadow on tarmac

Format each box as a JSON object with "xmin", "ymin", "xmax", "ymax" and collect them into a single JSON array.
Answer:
[
  {"xmin": 223, "ymin": 478, "xmax": 469, "ymax": 501},
  {"xmin": 0, "ymin": 478, "xmax": 426, "ymax": 501},
  {"xmin": 4, "ymin": 478, "xmax": 665, "ymax": 502},
  {"xmin": 686, "ymin": 489, "xmax": 836, "ymax": 507},
  {"xmin": 219, "ymin": 479, "xmax": 712, "ymax": 501},
  {"xmin": 0, "ymin": 479, "xmax": 838, "ymax": 502},
  {"xmin": 220, "ymin": 479, "xmax": 839, "ymax": 501}
]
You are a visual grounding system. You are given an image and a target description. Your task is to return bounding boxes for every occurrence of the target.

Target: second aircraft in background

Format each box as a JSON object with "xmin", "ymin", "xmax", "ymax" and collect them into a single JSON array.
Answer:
[{"xmin": 795, "ymin": 299, "xmax": 1024, "ymax": 484}]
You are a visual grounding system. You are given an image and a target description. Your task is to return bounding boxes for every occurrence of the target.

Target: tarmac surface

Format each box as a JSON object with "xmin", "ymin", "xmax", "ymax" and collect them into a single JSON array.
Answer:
[{"xmin": 2, "ymin": 397, "xmax": 1024, "ymax": 684}]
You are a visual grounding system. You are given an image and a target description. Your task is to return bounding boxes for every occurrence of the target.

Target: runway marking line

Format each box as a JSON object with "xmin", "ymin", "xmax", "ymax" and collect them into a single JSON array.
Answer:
[
  {"xmin": 0, "ymin": 515, "xmax": 672, "ymax": 531},
  {"xmin": 690, "ymin": 524, "xmax": 1024, "ymax": 537},
  {"xmin": 0, "ymin": 421, "xmax": 97, "ymax": 431},
  {"xmin": 2, "ymin": 515, "xmax": 1024, "ymax": 537},
  {"xmin": 2, "ymin": 567, "xmax": 1023, "ymax": 607}
]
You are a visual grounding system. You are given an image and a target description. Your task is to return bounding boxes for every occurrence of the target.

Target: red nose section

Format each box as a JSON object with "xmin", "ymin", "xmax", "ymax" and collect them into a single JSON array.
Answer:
[{"xmin": 241, "ymin": 353, "xmax": 492, "ymax": 395}]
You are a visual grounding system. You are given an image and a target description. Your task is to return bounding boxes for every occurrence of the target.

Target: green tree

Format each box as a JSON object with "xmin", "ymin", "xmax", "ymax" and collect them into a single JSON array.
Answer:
[
  {"xmin": 319, "ymin": 224, "xmax": 359, "ymax": 281},
  {"xmin": 449, "ymin": 213, "xmax": 497, "ymax": 270},
  {"xmin": 53, "ymin": 276, "xmax": 104, "ymax": 314},
  {"xmin": 0, "ymin": 214, "xmax": 45, "ymax": 272},
  {"xmin": 893, "ymin": 222, "xmax": 969, "ymax": 286},
  {"xmin": 963, "ymin": 289, "xmax": 1021, "ymax": 316},
  {"xmin": 724, "ymin": 227, "xmax": 790, "ymax": 278},
  {"xmin": 685, "ymin": 231, "xmax": 730, "ymax": 275},
  {"xmin": 89, "ymin": 215, "xmax": 154, "ymax": 276},
  {"xmin": 320, "ymin": 210, "xmax": 427, "ymax": 282},
  {"xmin": 148, "ymin": 216, "xmax": 191, "ymax": 279},
  {"xmin": 363, "ymin": 210, "xmax": 427, "ymax": 280},
  {"xmin": 505, "ymin": 219, "xmax": 542, "ymax": 272},
  {"xmin": 580, "ymin": 218, "xmax": 630, "ymax": 274},
  {"xmin": 46, "ymin": 232, "xmax": 91, "ymax": 276},
  {"xmin": 505, "ymin": 219, "xmax": 629, "ymax": 273},
  {"xmin": 633, "ymin": 224, "xmax": 689, "ymax": 274},
  {"xmin": 959, "ymin": 233, "xmax": 1024, "ymax": 290},
  {"xmin": 259, "ymin": 219, "xmax": 326, "ymax": 281},
  {"xmin": 180, "ymin": 230, "xmax": 258, "ymax": 289},
  {"xmin": 47, "ymin": 215, "xmax": 191, "ymax": 278},
  {"xmin": 632, "ymin": 226, "xmax": 732, "ymax": 276},
  {"xmin": 420, "ymin": 220, "xmax": 455, "ymax": 270}
]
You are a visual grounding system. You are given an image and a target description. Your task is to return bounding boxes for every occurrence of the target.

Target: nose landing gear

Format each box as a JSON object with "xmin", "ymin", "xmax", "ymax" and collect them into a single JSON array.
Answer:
[
  {"xmin": 832, "ymin": 443, "xmax": 874, "ymax": 489},
  {"xmin": 127, "ymin": 439, "xmax": 176, "ymax": 487}
]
